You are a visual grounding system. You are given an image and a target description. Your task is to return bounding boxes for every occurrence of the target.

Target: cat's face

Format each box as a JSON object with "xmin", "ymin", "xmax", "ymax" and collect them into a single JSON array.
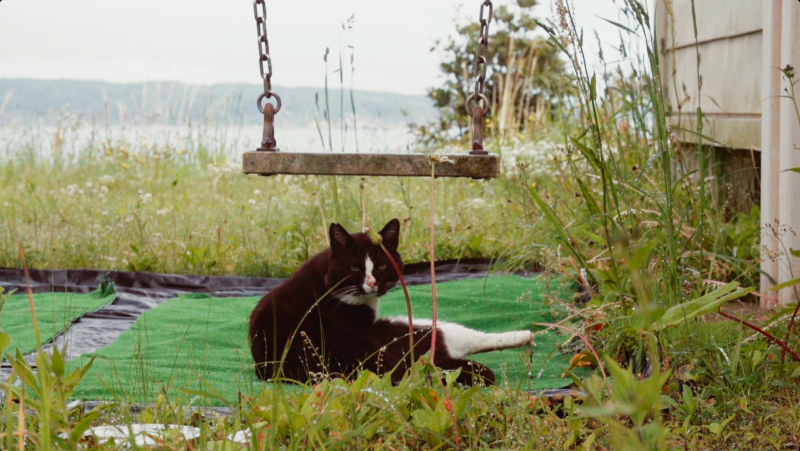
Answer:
[{"xmin": 326, "ymin": 219, "xmax": 403, "ymax": 306}]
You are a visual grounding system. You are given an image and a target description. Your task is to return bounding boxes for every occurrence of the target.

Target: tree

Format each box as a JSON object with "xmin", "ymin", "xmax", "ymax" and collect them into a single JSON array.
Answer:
[{"xmin": 413, "ymin": 0, "xmax": 567, "ymax": 146}]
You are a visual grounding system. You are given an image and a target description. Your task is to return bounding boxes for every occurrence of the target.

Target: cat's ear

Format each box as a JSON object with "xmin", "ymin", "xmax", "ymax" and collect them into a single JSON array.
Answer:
[
  {"xmin": 329, "ymin": 223, "xmax": 354, "ymax": 253},
  {"xmin": 379, "ymin": 218, "xmax": 401, "ymax": 251}
]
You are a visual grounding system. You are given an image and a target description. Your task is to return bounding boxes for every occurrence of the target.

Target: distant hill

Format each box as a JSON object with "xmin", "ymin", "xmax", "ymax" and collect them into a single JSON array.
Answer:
[{"xmin": 0, "ymin": 79, "xmax": 437, "ymax": 128}]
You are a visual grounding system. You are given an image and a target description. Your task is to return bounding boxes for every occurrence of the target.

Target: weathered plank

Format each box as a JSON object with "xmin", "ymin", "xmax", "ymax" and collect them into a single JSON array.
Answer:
[{"xmin": 242, "ymin": 151, "xmax": 502, "ymax": 178}]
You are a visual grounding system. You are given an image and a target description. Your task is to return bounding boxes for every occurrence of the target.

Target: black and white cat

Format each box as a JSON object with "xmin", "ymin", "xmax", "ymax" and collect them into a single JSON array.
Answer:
[{"xmin": 249, "ymin": 219, "xmax": 533, "ymax": 385}]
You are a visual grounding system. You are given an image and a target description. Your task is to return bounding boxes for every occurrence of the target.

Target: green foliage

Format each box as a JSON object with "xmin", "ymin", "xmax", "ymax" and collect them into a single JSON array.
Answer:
[
  {"xmin": 651, "ymin": 282, "xmax": 753, "ymax": 331},
  {"xmin": 413, "ymin": 0, "xmax": 568, "ymax": 145},
  {"xmin": 581, "ymin": 359, "xmax": 672, "ymax": 451},
  {"xmin": 1, "ymin": 347, "xmax": 97, "ymax": 450}
]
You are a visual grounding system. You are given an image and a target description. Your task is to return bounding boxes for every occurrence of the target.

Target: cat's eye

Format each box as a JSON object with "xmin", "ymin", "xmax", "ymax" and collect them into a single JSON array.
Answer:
[
  {"xmin": 351, "ymin": 266, "xmax": 361, "ymax": 272},
  {"xmin": 378, "ymin": 264, "xmax": 387, "ymax": 270}
]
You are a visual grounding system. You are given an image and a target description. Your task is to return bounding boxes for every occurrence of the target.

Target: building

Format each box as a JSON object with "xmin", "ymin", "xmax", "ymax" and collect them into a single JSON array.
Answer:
[{"xmin": 655, "ymin": 0, "xmax": 800, "ymax": 307}]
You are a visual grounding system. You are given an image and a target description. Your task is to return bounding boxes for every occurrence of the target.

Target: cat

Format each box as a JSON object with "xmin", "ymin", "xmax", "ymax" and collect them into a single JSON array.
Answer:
[{"xmin": 249, "ymin": 218, "xmax": 534, "ymax": 386}]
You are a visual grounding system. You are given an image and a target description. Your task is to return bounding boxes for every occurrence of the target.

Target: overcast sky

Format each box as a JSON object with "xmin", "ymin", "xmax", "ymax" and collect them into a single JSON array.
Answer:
[{"xmin": 0, "ymin": 0, "xmax": 644, "ymax": 95}]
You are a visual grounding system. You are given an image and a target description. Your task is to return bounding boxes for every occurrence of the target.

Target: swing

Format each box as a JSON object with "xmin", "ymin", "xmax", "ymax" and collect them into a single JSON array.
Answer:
[{"xmin": 242, "ymin": 1, "xmax": 501, "ymax": 179}]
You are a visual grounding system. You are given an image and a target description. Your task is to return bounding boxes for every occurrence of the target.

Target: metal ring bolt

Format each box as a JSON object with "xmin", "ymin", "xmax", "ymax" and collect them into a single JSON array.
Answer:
[
  {"xmin": 257, "ymin": 91, "xmax": 282, "ymax": 114},
  {"xmin": 465, "ymin": 93, "xmax": 490, "ymax": 116}
]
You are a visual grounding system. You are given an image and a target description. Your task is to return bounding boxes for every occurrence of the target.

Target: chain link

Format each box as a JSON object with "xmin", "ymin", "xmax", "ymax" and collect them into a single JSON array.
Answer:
[
  {"xmin": 465, "ymin": 0, "xmax": 493, "ymax": 116},
  {"xmin": 253, "ymin": 0, "xmax": 281, "ymax": 114}
]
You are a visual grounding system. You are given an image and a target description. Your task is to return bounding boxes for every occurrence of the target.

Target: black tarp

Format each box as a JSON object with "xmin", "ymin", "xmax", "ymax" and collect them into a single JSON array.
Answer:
[{"xmin": 0, "ymin": 259, "xmax": 506, "ymax": 360}]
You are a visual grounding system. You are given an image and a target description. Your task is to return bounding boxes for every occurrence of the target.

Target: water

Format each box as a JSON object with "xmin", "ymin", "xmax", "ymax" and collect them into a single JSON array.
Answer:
[{"xmin": 0, "ymin": 123, "xmax": 417, "ymax": 162}]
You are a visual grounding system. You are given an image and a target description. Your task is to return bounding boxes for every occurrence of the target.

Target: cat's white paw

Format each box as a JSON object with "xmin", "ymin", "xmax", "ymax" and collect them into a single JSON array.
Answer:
[{"xmin": 512, "ymin": 330, "xmax": 534, "ymax": 348}]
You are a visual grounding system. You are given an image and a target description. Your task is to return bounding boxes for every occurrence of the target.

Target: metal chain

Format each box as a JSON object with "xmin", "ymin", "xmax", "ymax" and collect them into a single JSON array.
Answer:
[
  {"xmin": 465, "ymin": 0, "xmax": 493, "ymax": 116},
  {"xmin": 253, "ymin": 0, "xmax": 281, "ymax": 114}
]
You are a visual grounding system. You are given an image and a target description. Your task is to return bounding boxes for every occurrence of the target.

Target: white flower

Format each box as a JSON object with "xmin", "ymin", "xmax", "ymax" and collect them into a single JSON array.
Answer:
[
  {"xmin": 99, "ymin": 175, "xmax": 116, "ymax": 184},
  {"xmin": 62, "ymin": 184, "xmax": 80, "ymax": 196},
  {"xmin": 382, "ymin": 198, "xmax": 406, "ymax": 209},
  {"xmin": 157, "ymin": 208, "xmax": 170, "ymax": 216},
  {"xmin": 86, "ymin": 182, "xmax": 94, "ymax": 189},
  {"xmin": 138, "ymin": 191, "xmax": 153, "ymax": 204},
  {"xmin": 253, "ymin": 189, "xmax": 262, "ymax": 196},
  {"xmin": 100, "ymin": 186, "xmax": 109, "ymax": 194},
  {"xmin": 465, "ymin": 198, "xmax": 487, "ymax": 209},
  {"xmin": 248, "ymin": 199, "xmax": 256, "ymax": 205}
]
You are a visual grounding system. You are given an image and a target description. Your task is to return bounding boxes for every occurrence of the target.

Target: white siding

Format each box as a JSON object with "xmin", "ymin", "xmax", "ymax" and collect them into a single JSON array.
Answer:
[{"xmin": 657, "ymin": 0, "xmax": 763, "ymax": 149}]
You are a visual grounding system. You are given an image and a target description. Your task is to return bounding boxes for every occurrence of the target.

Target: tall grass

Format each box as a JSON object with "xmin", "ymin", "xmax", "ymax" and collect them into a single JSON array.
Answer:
[{"xmin": 3, "ymin": 0, "xmax": 800, "ymax": 448}]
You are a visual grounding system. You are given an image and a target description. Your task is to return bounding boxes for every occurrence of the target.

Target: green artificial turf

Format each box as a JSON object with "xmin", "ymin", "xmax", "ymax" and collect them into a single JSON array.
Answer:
[
  {"xmin": 1, "ymin": 289, "xmax": 116, "ymax": 354},
  {"xmin": 379, "ymin": 275, "xmax": 579, "ymax": 389},
  {"xmin": 71, "ymin": 275, "xmax": 582, "ymax": 403}
]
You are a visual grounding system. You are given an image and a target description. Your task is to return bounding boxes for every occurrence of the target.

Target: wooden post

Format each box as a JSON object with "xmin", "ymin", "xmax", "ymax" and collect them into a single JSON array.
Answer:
[{"xmin": 761, "ymin": 0, "xmax": 800, "ymax": 308}]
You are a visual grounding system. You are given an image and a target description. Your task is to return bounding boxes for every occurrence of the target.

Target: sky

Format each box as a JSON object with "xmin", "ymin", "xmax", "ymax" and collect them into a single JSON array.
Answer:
[{"xmin": 0, "ymin": 0, "xmax": 644, "ymax": 96}]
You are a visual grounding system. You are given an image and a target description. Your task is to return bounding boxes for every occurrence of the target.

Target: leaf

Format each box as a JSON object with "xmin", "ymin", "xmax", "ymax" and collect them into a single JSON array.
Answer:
[
  {"xmin": 571, "ymin": 137, "xmax": 603, "ymax": 171},
  {"xmin": 652, "ymin": 283, "xmax": 753, "ymax": 331},
  {"xmin": 576, "ymin": 178, "xmax": 601, "ymax": 217},
  {"xmin": 0, "ymin": 332, "xmax": 10, "ymax": 358},
  {"xmin": 782, "ymin": 167, "xmax": 800, "ymax": 174},
  {"xmin": 51, "ymin": 345, "xmax": 65, "ymax": 377},
  {"xmin": 595, "ymin": 15, "xmax": 636, "ymax": 34},
  {"xmin": 590, "ymin": 73, "xmax": 597, "ymax": 100},
  {"xmin": 64, "ymin": 356, "xmax": 97, "ymax": 391},
  {"xmin": 10, "ymin": 350, "xmax": 41, "ymax": 393},
  {"xmin": 0, "ymin": 290, "xmax": 9, "ymax": 317},
  {"xmin": 411, "ymin": 407, "xmax": 449, "ymax": 437},
  {"xmin": 771, "ymin": 276, "xmax": 800, "ymax": 292},
  {"xmin": 791, "ymin": 248, "xmax": 800, "ymax": 258},
  {"xmin": 69, "ymin": 411, "xmax": 101, "ymax": 444},
  {"xmin": 671, "ymin": 126, "xmax": 724, "ymax": 146}
]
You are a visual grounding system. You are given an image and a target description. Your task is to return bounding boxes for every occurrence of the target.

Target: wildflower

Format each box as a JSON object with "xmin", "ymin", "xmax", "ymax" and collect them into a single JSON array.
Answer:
[
  {"xmin": 157, "ymin": 208, "xmax": 170, "ymax": 216},
  {"xmin": 62, "ymin": 184, "xmax": 80, "ymax": 196},
  {"xmin": 138, "ymin": 191, "xmax": 153, "ymax": 204},
  {"xmin": 248, "ymin": 199, "xmax": 256, "ymax": 205},
  {"xmin": 253, "ymin": 189, "xmax": 262, "ymax": 196}
]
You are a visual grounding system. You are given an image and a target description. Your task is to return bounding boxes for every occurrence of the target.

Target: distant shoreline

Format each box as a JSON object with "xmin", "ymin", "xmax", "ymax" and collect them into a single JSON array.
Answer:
[{"xmin": 0, "ymin": 78, "xmax": 436, "ymax": 128}]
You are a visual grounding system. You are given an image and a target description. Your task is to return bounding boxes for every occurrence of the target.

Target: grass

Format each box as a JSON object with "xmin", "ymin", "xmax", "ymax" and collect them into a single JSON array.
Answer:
[
  {"xmin": 0, "ymin": 122, "xmax": 552, "ymax": 278},
  {"xmin": 1, "ymin": 0, "xmax": 800, "ymax": 448}
]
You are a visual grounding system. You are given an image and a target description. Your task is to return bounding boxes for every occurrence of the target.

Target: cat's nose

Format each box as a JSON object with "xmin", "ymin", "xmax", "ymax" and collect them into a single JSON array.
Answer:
[{"xmin": 365, "ymin": 275, "xmax": 378, "ymax": 290}]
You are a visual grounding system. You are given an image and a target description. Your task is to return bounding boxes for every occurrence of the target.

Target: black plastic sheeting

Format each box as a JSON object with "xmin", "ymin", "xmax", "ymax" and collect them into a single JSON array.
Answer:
[
  {"xmin": 1, "ymin": 260, "xmax": 583, "ymax": 406},
  {"xmin": 0, "ymin": 259, "xmax": 505, "ymax": 362}
]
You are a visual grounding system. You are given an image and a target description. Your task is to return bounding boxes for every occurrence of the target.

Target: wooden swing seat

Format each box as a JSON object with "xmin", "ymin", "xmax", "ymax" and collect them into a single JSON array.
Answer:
[{"xmin": 242, "ymin": 151, "xmax": 501, "ymax": 178}]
